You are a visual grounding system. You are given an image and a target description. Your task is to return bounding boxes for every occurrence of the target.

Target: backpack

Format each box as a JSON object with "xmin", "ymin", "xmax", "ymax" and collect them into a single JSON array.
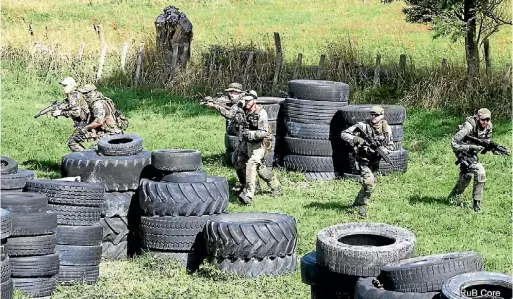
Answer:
[{"xmin": 102, "ymin": 97, "xmax": 129, "ymax": 130}]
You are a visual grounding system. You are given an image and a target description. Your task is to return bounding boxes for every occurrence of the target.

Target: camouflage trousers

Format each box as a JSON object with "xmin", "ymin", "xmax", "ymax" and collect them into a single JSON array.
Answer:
[
  {"xmin": 67, "ymin": 130, "xmax": 118, "ymax": 152},
  {"xmin": 234, "ymin": 141, "xmax": 280, "ymax": 199},
  {"xmin": 353, "ymin": 164, "xmax": 378, "ymax": 206},
  {"xmin": 448, "ymin": 162, "xmax": 486, "ymax": 202}
]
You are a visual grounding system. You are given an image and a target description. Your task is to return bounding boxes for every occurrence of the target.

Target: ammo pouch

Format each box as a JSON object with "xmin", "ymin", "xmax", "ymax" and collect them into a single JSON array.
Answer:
[{"xmin": 455, "ymin": 152, "xmax": 478, "ymax": 171}]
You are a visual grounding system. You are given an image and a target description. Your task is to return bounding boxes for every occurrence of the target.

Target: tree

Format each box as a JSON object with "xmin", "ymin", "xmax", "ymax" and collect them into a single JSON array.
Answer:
[{"xmin": 392, "ymin": 0, "xmax": 511, "ymax": 83}]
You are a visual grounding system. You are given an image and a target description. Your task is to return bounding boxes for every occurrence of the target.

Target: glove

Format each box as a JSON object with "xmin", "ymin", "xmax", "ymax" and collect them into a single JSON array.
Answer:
[
  {"xmin": 243, "ymin": 130, "xmax": 256, "ymax": 141},
  {"xmin": 353, "ymin": 136, "xmax": 366, "ymax": 146},
  {"xmin": 380, "ymin": 147, "xmax": 390, "ymax": 155},
  {"xmin": 52, "ymin": 109, "xmax": 62, "ymax": 117}
]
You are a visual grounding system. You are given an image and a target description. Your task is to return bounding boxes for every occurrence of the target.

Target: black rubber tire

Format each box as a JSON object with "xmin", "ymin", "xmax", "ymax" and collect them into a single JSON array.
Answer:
[
  {"xmin": 57, "ymin": 265, "xmax": 99, "ymax": 285},
  {"xmin": 379, "ymin": 149, "xmax": 408, "ymax": 175},
  {"xmin": 10, "ymin": 253, "xmax": 59, "ymax": 277},
  {"xmin": 25, "ymin": 179, "xmax": 104, "ymax": 207},
  {"xmin": 61, "ymin": 150, "xmax": 152, "ymax": 192},
  {"xmin": 97, "ymin": 134, "xmax": 144, "ymax": 156},
  {"xmin": 316, "ymin": 222, "xmax": 416, "ymax": 277},
  {"xmin": 378, "ymin": 251, "xmax": 483, "ymax": 293},
  {"xmin": 142, "ymin": 249, "xmax": 205, "ymax": 272},
  {"xmin": 339, "ymin": 105, "xmax": 407, "ymax": 125},
  {"xmin": 0, "ymin": 156, "xmax": 18, "ymax": 175},
  {"xmin": 1, "ymin": 256, "xmax": 10, "ymax": 283},
  {"xmin": 288, "ymin": 80, "xmax": 350, "ymax": 102},
  {"xmin": 56, "ymin": 225, "xmax": 102, "ymax": 246},
  {"xmin": 1, "ymin": 209, "xmax": 12, "ymax": 238},
  {"xmin": 161, "ymin": 170, "xmax": 207, "ymax": 183},
  {"xmin": 139, "ymin": 176, "xmax": 229, "ymax": 217},
  {"xmin": 304, "ymin": 172, "xmax": 340, "ymax": 181},
  {"xmin": 48, "ymin": 204, "xmax": 101, "ymax": 226},
  {"xmin": 205, "ymin": 212, "xmax": 297, "ymax": 259},
  {"xmin": 103, "ymin": 192, "xmax": 134, "ymax": 217},
  {"xmin": 56, "ymin": 245, "xmax": 102, "ymax": 266},
  {"xmin": 284, "ymin": 137, "xmax": 333, "ymax": 156},
  {"xmin": 6, "ymin": 234, "xmax": 56, "ymax": 257},
  {"xmin": 0, "ymin": 279, "xmax": 13, "ymax": 299},
  {"xmin": 0, "ymin": 192, "xmax": 48, "ymax": 213},
  {"xmin": 10, "ymin": 212, "xmax": 57, "ymax": 237},
  {"xmin": 140, "ymin": 216, "xmax": 209, "ymax": 251},
  {"xmin": 283, "ymin": 99, "xmax": 348, "ymax": 124},
  {"xmin": 355, "ymin": 277, "xmax": 440, "ymax": 299},
  {"xmin": 391, "ymin": 125, "xmax": 403, "ymax": 142},
  {"xmin": 441, "ymin": 272, "xmax": 512, "ymax": 299},
  {"xmin": 101, "ymin": 216, "xmax": 129, "ymax": 259},
  {"xmin": 0, "ymin": 169, "xmax": 35, "ymax": 190},
  {"xmin": 12, "ymin": 276, "xmax": 57, "ymax": 298},
  {"xmin": 207, "ymin": 254, "xmax": 297, "ymax": 278},
  {"xmin": 151, "ymin": 149, "xmax": 202, "ymax": 172},
  {"xmin": 313, "ymin": 266, "xmax": 361, "ymax": 298},
  {"xmin": 257, "ymin": 98, "xmax": 283, "ymax": 120},
  {"xmin": 285, "ymin": 121, "xmax": 331, "ymax": 140},
  {"xmin": 283, "ymin": 155, "xmax": 334, "ymax": 172},
  {"xmin": 301, "ymin": 251, "xmax": 316, "ymax": 286}
]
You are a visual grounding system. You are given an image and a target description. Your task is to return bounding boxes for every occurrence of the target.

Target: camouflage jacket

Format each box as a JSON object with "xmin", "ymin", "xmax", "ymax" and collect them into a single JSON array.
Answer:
[
  {"xmin": 244, "ymin": 105, "xmax": 272, "ymax": 141},
  {"xmin": 90, "ymin": 99, "xmax": 121, "ymax": 133},
  {"xmin": 341, "ymin": 119, "xmax": 394, "ymax": 160},
  {"xmin": 61, "ymin": 90, "xmax": 89, "ymax": 125},
  {"xmin": 451, "ymin": 116, "xmax": 493, "ymax": 154}
]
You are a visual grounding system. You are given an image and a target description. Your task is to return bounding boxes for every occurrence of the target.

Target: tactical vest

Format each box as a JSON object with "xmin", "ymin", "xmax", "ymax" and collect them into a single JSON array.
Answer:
[
  {"xmin": 247, "ymin": 105, "xmax": 272, "ymax": 150},
  {"xmin": 364, "ymin": 119, "xmax": 390, "ymax": 145}
]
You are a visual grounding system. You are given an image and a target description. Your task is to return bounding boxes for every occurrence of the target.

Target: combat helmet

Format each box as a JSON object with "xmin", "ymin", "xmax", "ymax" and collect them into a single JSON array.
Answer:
[{"xmin": 225, "ymin": 82, "xmax": 243, "ymax": 93}]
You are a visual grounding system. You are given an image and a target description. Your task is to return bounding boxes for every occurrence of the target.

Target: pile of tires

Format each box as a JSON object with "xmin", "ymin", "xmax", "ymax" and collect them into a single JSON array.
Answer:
[
  {"xmin": 281, "ymin": 80, "xmax": 349, "ymax": 180},
  {"xmin": 1, "ymin": 192, "xmax": 59, "ymax": 298},
  {"xmin": 338, "ymin": 104, "xmax": 408, "ymax": 177},
  {"xmin": 204, "ymin": 212, "xmax": 298, "ymax": 278},
  {"xmin": 1, "ymin": 209, "xmax": 13, "ymax": 299},
  {"xmin": 138, "ymin": 149, "xmax": 230, "ymax": 272},
  {"xmin": 61, "ymin": 134, "xmax": 152, "ymax": 260},
  {"xmin": 24, "ymin": 180, "xmax": 104, "ymax": 285},
  {"xmin": 224, "ymin": 97, "xmax": 284, "ymax": 167},
  {"xmin": 1, "ymin": 156, "xmax": 35, "ymax": 192}
]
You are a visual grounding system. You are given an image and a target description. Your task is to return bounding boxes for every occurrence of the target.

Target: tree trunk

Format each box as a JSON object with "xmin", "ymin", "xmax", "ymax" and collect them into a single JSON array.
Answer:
[{"xmin": 464, "ymin": 0, "xmax": 479, "ymax": 88}]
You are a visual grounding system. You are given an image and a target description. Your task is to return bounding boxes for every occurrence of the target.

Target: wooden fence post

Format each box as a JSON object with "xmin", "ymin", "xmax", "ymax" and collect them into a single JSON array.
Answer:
[
  {"xmin": 501, "ymin": 63, "xmax": 511, "ymax": 99},
  {"xmin": 441, "ymin": 58, "xmax": 448, "ymax": 75},
  {"xmin": 272, "ymin": 32, "xmax": 283, "ymax": 92},
  {"xmin": 399, "ymin": 54, "xmax": 406, "ymax": 75},
  {"xmin": 373, "ymin": 54, "xmax": 381, "ymax": 87},
  {"xmin": 76, "ymin": 42, "xmax": 85, "ymax": 62},
  {"xmin": 96, "ymin": 42, "xmax": 107, "ymax": 85},
  {"xmin": 317, "ymin": 54, "xmax": 326, "ymax": 79},
  {"xmin": 121, "ymin": 42, "xmax": 129, "ymax": 74},
  {"xmin": 134, "ymin": 43, "xmax": 144, "ymax": 86},
  {"xmin": 292, "ymin": 53, "xmax": 302, "ymax": 80},
  {"xmin": 94, "ymin": 24, "xmax": 104, "ymax": 44},
  {"xmin": 244, "ymin": 51, "xmax": 255, "ymax": 83}
]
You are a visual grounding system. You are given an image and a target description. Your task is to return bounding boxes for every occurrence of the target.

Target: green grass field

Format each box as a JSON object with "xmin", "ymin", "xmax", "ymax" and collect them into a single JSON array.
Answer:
[
  {"xmin": 2, "ymin": 0, "xmax": 511, "ymax": 66},
  {"xmin": 2, "ymin": 62, "xmax": 512, "ymax": 299}
]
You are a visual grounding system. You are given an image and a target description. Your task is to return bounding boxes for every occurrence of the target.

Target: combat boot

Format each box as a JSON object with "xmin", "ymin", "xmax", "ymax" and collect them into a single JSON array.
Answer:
[
  {"xmin": 473, "ymin": 200, "xmax": 481, "ymax": 212},
  {"xmin": 358, "ymin": 205, "xmax": 367, "ymax": 217},
  {"xmin": 238, "ymin": 191, "xmax": 252, "ymax": 205}
]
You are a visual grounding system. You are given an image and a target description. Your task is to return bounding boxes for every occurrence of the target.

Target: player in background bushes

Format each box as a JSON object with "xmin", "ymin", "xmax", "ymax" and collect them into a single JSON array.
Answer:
[{"xmin": 340, "ymin": 105, "xmax": 394, "ymax": 217}]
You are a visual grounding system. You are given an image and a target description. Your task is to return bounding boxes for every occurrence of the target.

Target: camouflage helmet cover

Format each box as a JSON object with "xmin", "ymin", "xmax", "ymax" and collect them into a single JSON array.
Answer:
[
  {"xmin": 477, "ymin": 108, "xmax": 491, "ymax": 119},
  {"xmin": 225, "ymin": 82, "xmax": 243, "ymax": 93},
  {"xmin": 370, "ymin": 105, "xmax": 385, "ymax": 115},
  {"xmin": 78, "ymin": 83, "xmax": 97, "ymax": 94}
]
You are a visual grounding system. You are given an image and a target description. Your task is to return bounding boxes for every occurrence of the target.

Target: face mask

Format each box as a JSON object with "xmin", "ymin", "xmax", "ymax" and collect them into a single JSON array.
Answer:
[
  {"xmin": 63, "ymin": 85, "xmax": 75, "ymax": 94},
  {"xmin": 371, "ymin": 114, "xmax": 384, "ymax": 124}
]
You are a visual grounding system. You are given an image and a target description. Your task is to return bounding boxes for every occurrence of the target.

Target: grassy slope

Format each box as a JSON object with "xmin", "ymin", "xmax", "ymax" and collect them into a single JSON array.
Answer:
[
  {"xmin": 2, "ymin": 0, "xmax": 511, "ymax": 65},
  {"xmin": 2, "ymin": 67, "xmax": 512, "ymax": 299}
]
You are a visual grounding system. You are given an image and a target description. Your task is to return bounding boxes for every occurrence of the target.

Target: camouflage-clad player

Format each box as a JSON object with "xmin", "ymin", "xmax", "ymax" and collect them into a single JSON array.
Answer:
[
  {"xmin": 340, "ymin": 105, "xmax": 394, "ymax": 217},
  {"xmin": 51, "ymin": 77, "xmax": 90, "ymax": 152},
  {"xmin": 447, "ymin": 108, "xmax": 496, "ymax": 212},
  {"xmin": 235, "ymin": 92, "xmax": 281, "ymax": 204}
]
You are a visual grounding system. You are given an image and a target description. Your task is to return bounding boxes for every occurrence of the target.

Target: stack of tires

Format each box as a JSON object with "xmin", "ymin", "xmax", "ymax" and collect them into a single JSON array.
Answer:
[
  {"xmin": 138, "ymin": 149, "xmax": 230, "ymax": 271},
  {"xmin": 224, "ymin": 97, "xmax": 284, "ymax": 167},
  {"xmin": 281, "ymin": 80, "xmax": 350, "ymax": 180},
  {"xmin": 204, "ymin": 212, "xmax": 298, "ymax": 278},
  {"xmin": 301, "ymin": 222, "xmax": 416, "ymax": 298},
  {"xmin": 24, "ymin": 180, "xmax": 104, "ymax": 285},
  {"xmin": 1, "ymin": 192, "xmax": 59, "ymax": 298},
  {"xmin": 61, "ymin": 134, "xmax": 152, "ymax": 259},
  {"xmin": 1, "ymin": 209, "xmax": 13, "ymax": 299},
  {"xmin": 337, "ymin": 105, "xmax": 408, "ymax": 177},
  {"xmin": 1, "ymin": 156, "xmax": 35, "ymax": 192}
]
